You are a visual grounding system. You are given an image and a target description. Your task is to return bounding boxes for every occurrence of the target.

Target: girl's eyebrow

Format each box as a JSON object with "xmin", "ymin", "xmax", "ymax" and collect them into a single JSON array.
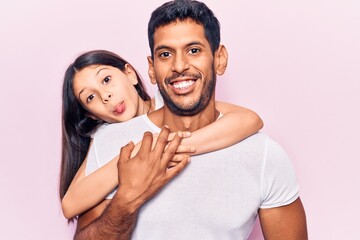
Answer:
[
  {"xmin": 97, "ymin": 67, "xmax": 109, "ymax": 75},
  {"xmin": 78, "ymin": 88, "xmax": 86, "ymax": 100}
]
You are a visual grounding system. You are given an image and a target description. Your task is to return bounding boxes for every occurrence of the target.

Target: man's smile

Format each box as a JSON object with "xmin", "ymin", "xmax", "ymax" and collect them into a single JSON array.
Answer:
[
  {"xmin": 168, "ymin": 78, "xmax": 197, "ymax": 95},
  {"xmin": 172, "ymin": 80, "xmax": 195, "ymax": 90}
]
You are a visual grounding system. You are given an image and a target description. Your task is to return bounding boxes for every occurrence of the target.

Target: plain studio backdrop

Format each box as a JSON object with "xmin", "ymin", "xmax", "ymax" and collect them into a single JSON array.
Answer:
[{"xmin": 0, "ymin": 0, "xmax": 359, "ymax": 239}]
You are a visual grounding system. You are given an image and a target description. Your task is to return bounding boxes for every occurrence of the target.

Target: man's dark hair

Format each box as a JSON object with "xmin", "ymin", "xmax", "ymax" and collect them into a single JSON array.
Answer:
[{"xmin": 148, "ymin": 0, "xmax": 221, "ymax": 58}]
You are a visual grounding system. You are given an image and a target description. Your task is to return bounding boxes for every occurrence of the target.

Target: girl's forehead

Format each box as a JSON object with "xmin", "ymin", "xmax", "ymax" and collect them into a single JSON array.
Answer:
[
  {"xmin": 75, "ymin": 65, "xmax": 112, "ymax": 79},
  {"xmin": 80, "ymin": 64, "xmax": 109, "ymax": 72}
]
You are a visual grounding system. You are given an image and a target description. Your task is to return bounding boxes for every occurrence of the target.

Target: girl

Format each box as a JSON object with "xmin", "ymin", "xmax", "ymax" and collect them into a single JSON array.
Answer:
[{"xmin": 60, "ymin": 50, "xmax": 263, "ymax": 220}]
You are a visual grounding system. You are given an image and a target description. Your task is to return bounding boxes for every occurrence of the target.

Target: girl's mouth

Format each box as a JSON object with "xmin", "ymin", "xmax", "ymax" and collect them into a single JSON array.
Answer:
[{"xmin": 113, "ymin": 101, "xmax": 126, "ymax": 115}]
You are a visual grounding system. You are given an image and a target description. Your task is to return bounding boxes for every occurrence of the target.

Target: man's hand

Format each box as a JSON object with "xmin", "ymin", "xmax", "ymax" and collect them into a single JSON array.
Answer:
[
  {"xmin": 130, "ymin": 130, "xmax": 195, "ymax": 168},
  {"xmin": 116, "ymin": 126, "xmax": 191, "ymax": 210},
  {"xmin": 74, "ymin": 127, "xmax": 190, "ymax": 240}
]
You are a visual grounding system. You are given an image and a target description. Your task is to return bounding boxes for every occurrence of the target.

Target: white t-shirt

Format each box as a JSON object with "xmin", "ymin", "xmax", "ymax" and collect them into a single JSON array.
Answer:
[{"xmin": 86, "ymin": 114, "xmax": 299, "ymax": 240}]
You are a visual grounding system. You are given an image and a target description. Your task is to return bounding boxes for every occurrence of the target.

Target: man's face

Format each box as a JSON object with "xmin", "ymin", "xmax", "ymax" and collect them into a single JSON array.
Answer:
[{"xmin": 148, "ymin": 19, "xmax": 216, "ymax": 116}]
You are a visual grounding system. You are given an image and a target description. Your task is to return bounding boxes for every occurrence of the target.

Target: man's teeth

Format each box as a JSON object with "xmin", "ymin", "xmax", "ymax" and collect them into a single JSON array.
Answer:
[{"xmin": 172, "ymin": 80, "xmax": 194, "ymax": 90}]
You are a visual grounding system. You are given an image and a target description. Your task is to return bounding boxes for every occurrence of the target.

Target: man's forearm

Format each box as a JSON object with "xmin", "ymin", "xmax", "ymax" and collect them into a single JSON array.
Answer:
[{"xmin": 74, "ymin": 194, "xmax": 140, "ymax": 240}]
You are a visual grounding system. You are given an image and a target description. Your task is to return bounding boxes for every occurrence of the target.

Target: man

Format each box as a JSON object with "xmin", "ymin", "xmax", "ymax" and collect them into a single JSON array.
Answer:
[{"xmin": 75, "ymin": 0, "xmax": 308, "ymax": 239}]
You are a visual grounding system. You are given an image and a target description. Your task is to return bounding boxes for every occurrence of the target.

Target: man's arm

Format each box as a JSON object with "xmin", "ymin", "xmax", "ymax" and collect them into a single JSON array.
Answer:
[
  {"xmin": 259, "ymin": 198, "xmax": 308, "ymax": 240},
  {"xmin": 74, "ymin": 196, "xmax": 139, "ymax": 240},
  {"xmin": 74, "ymin": 127, "xmax": 190, "ymax": 240}
]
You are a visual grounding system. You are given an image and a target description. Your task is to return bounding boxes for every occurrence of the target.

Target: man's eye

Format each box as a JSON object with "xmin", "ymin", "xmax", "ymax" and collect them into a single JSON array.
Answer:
[
  {"xmin": 159, "ymin": 52, "xmax": 171, "ymax": 58},
  {"xmin": 86, "ymin": 94, "xmax": 95, "ymax": 103},
  {"xmin": 103, "ymin": 76, "xmax": 111, "ymax": 84},
  {"xmin": 189, "ymin": 48, "xmax": 200, "ymax": 54}
]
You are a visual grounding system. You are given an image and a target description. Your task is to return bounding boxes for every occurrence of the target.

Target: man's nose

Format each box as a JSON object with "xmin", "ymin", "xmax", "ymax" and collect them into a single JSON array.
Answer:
[{"xmin": 171, "ymin": 53, "xmax": 190, "ymax": 73}]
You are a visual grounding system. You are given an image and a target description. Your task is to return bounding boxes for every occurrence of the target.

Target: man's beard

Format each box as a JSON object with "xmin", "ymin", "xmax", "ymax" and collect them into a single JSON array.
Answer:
[{"xmin": 157, "ymin": 69, "xmax": 216, "ymax": 116}]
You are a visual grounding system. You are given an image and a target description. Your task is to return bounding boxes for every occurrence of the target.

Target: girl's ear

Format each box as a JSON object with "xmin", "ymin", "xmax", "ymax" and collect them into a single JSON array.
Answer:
[
  {"xmin": 85, "ymin": 113, "xmax": 98, "ymax": 121},
  {"xmin": 214, "ymin": 45, "xmax": 228, "ymax": 76},
  {"xmin": 124, "ymin": 64, "xmax": 139, "ymax": 85},
  {"xmin": 147, "ymin": 56, "xmax": 157, "ymax": 85}
]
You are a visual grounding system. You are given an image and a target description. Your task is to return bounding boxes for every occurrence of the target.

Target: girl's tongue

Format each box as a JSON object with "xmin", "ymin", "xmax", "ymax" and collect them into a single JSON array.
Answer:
[{"xmin": 114, "ymin": 102, "xmax": 125, "ymax": 114}]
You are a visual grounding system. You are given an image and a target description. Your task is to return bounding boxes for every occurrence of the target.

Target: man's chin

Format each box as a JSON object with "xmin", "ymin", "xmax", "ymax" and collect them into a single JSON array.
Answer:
[{"xmin": 166, "ymin": 101, "xmax": 204, "ymax": 116}]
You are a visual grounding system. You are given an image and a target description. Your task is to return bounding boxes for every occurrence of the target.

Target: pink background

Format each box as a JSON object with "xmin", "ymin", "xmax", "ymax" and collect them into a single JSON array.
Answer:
[{"xmin": 1, "ymin": 0, "xmax": 359, "ymax": 239}]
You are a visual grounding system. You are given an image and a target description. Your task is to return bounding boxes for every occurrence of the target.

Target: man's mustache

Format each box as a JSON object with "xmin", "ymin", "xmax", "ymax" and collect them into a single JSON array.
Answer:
[{"xmin": 165, "ymin": 72, "xmax": 201, "ymax": 84}]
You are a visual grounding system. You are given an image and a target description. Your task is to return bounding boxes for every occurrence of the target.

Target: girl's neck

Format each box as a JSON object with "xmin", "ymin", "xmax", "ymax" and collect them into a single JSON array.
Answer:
[{"xmin": 138, "ymin": 97, "xmax": 154, "ymax": 116}]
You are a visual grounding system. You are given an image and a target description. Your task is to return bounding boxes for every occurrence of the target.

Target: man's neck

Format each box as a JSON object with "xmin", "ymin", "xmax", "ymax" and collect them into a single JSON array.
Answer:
[{"xmin": 148, "ymin": 101, "xmax": 219, "ymax": 132}]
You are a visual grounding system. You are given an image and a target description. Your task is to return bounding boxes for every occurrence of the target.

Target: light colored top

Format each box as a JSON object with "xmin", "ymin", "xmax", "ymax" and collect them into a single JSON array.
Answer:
[{"xmin": 86, "ymin": 115, "xmax": 299, "ymax": 239}]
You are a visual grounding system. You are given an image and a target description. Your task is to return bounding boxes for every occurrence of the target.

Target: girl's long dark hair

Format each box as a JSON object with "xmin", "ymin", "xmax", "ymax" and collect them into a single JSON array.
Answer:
[{"xmin": 59, "ymin": 50, "xmax": 150, "ymax": 207}]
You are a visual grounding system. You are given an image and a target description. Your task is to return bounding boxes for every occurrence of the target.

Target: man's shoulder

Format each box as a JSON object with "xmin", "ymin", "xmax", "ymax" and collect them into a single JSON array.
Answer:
[
  {"xmin": 240, "ymin": 132, "xmax": 282, "ymax": 147},
  {"xmin": 236, "ymin": 132, "xmax": 269, "ymax": 147},
  {"xmin": 228, "ymin": 132, "xmax": 287, "ymax": 158}
]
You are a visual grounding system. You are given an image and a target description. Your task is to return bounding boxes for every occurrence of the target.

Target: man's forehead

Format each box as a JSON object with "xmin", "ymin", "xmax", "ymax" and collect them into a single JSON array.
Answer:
[
  {"xmin": 153, "ymin": 19, "xmax": 208, "ymax": 48},
  {"xmin": 155, "ymin": 18, "xmax": 203, "ymax": 31}
]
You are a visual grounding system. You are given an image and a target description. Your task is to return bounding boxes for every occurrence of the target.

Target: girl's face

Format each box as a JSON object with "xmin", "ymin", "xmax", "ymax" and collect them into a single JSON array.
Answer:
[{"xmin": 73, "ymin": 64, "xmax": 143, "ymax": 123}]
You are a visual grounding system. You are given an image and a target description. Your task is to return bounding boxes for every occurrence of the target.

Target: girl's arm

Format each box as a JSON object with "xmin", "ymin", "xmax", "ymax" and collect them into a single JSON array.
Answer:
[
  {"xmin": 181, "ymin": 101, "xmax": 263, "ymax": 155},
  {"xmin": 62, "ymin": 103, "xmax": 263, "ymax": 219},
  {"xmin": 61, "ymin": 140, "xmax": 119, "ymax": 219}
]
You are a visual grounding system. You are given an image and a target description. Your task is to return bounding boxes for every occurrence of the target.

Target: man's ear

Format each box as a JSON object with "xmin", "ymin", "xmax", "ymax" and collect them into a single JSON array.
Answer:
[
  {"xmin": 124, "ymin": 64, "xmax": 138, "ymax": 85},
  {"xmin": 214, "ymin": 45, "xmax": 228, "ymax": 76},
  {"xmin": 147, "ymin": 56, "xmax": 156, "ymax": 85}
]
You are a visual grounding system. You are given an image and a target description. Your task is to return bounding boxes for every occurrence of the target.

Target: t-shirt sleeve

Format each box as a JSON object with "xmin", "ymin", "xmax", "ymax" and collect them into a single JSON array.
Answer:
[
  {"xmin": 90, "ymin": 123, "xmax": 109, "ymax": 139},
  {"xmin": 85, "ymin": 133, "xmax": 118, "ymax": 199},
  {"xmin": 260, "ymin": 137, "xmax": 299, "ymax": 209},
  {"xmin": 85, "ymin": 139, "xmax": 98, "ymax": 176}
]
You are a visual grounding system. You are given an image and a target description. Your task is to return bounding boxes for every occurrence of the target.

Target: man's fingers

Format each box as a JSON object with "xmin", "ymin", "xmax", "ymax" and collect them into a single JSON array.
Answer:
[
  {"xmin": 167, "ymin": 161, "xmax": 178, "ymax": 168},
  {"xmin": 118, "ymin": 141, "xmax": 135, "ymax": 163},
  {"xmin": 160, "ymin": 132, "xmax": 183, "ymax": 168},
  {"xmin": 166, "ymin": 155, "xmax": 190, "ymax": 179},
  {"xmin": 171, "ymin": 154, "xmax": 184, "ymax": 163},
  {"xmin": 138, "ymin": 131, "xmax": 153, "ymax": 155},
  {"xmin": 153, "ymin": 126, "xmax": 171, "ymax": 157},
  {"xmin": 144, "ymin": 156, "xmax": 190, "ymax": 201}
]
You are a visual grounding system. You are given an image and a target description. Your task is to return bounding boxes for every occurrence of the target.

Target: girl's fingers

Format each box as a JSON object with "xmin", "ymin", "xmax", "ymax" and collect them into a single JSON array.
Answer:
[
  {"xmin": 175, "ymin": 145, "xmax": 196, "ymax": 154},
  {"xmin": 167, "ymin": 131, "xmax": 191, "ymax": 141}
]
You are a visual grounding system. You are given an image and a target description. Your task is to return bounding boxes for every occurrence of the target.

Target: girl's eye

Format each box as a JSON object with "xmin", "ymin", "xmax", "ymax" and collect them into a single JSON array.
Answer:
[
  {"xmin": 86, "ymin": 94, "xmax": 95, "ymax": 103},
  {"xmin": 103, "ymin": 76, "xmax": 111, "ymax": 84}
]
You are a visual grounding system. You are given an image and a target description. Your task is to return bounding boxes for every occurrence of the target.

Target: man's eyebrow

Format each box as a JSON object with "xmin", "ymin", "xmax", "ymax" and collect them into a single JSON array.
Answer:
[
  {"xmin": 154, "ymin": 45, "xmax": 171, "ymax": 53},
  {"xmin": 186, "ymin": 41, "xmax": 204, "ymax": 48},
  {"xmin": 154, "ymin": 41, "xmax": 205, "ymax": 53}
]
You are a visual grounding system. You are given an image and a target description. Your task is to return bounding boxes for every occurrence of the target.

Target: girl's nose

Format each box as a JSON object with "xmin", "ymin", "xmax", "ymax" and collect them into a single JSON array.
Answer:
[{"xmin": 102, "ymin": 92, "xmax": 112, "ymax": 102}]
